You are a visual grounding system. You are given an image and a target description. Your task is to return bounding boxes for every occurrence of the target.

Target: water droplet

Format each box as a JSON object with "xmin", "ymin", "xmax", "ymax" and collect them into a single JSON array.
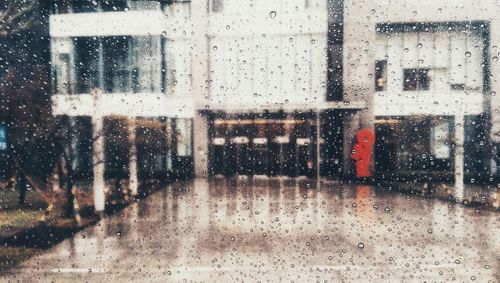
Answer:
[
  {"xmin": 269, "ymin": 11, "xmax": 277, "ymax": 18},
  {"xmin": 465, "ymin": 51, "xmax": 472, "ymax": 57},
  {"xmin": 358, "ymin": 243, "xmax": 365, "ymax": 249}
]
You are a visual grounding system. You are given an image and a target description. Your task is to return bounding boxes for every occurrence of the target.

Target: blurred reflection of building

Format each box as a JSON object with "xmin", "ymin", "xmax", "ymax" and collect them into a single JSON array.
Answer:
[
  {"xmin": 48, "ymin": 0, "xmax": 500, "ymax": 184},
  {"xmin": 48, "ymin": 0, "xmax": 362, "ymax": 184},
  {"xmin": 346, "ymin": 1, "xmax": 496, "ymax": 182}
]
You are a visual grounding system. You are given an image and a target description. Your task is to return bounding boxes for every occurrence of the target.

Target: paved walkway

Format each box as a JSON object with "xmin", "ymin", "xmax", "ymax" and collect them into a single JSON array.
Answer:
[{"xmin": 1, "ymin": 178, "xmax": 499, "ymax": 282}]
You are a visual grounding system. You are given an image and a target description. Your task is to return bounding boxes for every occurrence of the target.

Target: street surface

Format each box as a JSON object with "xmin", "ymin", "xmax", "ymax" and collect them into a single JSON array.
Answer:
[{"xmin": 1, "ymin": 178, "xmax": 499, "ymax": 282}]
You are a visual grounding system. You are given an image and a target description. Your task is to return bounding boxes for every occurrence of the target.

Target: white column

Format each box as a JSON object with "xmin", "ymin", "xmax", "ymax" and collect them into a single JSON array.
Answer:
[
  {"xmin": 316, "ymin": 110, "xmax": 321, "ymax": 182},
  {"xmin": 191, "ymin": 1, "xmax": 210, "ymax": 178},
  {"xmin": 193, "ymin": 115, "xmax": 209, "ymax": 177},
  {"xmin": 92, "ymin": 93, "xmax": 106, "ymax": 213},
  {"xmin": 128, "ymin": 118, "xmax": 138, "ymax": 196},
  {"xmin": 455, "ymin": 113, "xmax": 465, "ymax": 201}
]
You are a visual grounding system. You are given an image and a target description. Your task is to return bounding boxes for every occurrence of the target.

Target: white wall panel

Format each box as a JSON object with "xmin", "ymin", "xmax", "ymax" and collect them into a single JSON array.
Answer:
[
  {"xmin": 52, "ymin": 94, "xmax": 194, "ymax": 118},
  {"xmin": 450, "ymin": 31, "xmax": 467, "ymax": 85},
  {"xmin": 418, "ymin": 32, "xmax": 434, "ymax": 69},
  {"xmin": 281, "ymin": 35, "xmax": 296, "ymax": 102},
  {"xmin": 433, "ymin": 32, "xmax": 449, "ymax": 68},
  {"xmin": 310, "ymin": 34, "xmax": 326, "ymax": 101},
  {"xmin": 267, "ymin": 34, "xmax": 282, "ymax": 101},
  {"xmin": 295, "ymin": 34, "xmax": 311, "ymax": 99},
  {"xmin": 466, "ymin": 31, "xmax": 483, "ymax": 90},
  {"xmin": 253, "ymin": 36, "xmax": 267, "ymax": 99},
  {"xmin": 403, "ymin": 32, "xmax": 418, "ymax": 69},
  {"xmin": 50, "ymin": 11, "xmax": 166, "ymax": 37},
  {"xmin": 375, "ymin": 35, "xmax": 387, "ymax": 61},
  {"xmin": 387, "ymin": 35, "xmax": 403, "ymax": 93}
]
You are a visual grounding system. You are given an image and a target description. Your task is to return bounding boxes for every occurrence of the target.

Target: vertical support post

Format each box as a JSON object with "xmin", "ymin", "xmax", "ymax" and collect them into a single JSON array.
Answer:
[
  {"xmin": 316, "ymin": 110, "xmax": 321, "ymax": 181},
  {"xmin": 455, "ymin": 113, "xmax": 465, "ymax": 201},
  {"xmin": 191, "ymin": 1, "xmax": 210, "ymax": 178},
  {"xmin": 92, "ymin": 92, "xmax": 105, "ymax": 213},
  {"xmin": 194, "ymin": 115, "xmax": 209, "ymax": 178},
  {"xmin": 129, "ymin": 118, "xmax": 138, "ymax": 196}
]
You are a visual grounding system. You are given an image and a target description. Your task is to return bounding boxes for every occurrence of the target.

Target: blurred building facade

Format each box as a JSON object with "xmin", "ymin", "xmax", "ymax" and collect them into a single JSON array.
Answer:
[
  {"xmin": 345, "ymin": 0, "xmax": 498, "ymax": 182},
  {"xmin": 49, "ymin": 0, "xmax": 361, "ymax": 182},
  {"xmin": 48, "ymin": 0, "xmax": 500, "ymax": 183}
]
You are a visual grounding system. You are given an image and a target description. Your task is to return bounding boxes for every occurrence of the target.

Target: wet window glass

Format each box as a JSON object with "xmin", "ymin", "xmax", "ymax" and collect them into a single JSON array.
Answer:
[{"xmin": 0, "ymin": 0, "xmax": 499, "ymax": 282}]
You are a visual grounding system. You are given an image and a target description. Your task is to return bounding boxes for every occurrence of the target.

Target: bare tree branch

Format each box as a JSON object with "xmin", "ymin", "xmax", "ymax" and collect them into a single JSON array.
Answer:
[{"xmin": 0, "ymin": 0, "xmax": 38, "ymax": 36}]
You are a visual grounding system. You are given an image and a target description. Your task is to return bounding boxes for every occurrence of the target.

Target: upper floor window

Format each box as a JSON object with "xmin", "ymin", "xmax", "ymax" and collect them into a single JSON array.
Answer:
[
  {"xmin": 212, "ymin": 0, "xmax": 223, "ymax": 13},
  {"xmin": 403, "ymin": 68, "xmax": 430, "ymax": 91},
  {"xmin": 54, "ymin": 35, "xmax": 162, "ymax": 95},
  {"xmin": 73, "ymin": 0, "xmax": 99, "ymax": 13},
  {"xmin": 375, "ymin": 60, "xmax": 387, "ymax": 91},
  {"xmin": 51, "ymin": 0, "xmax": 165, "ymax": 14},
  {"xmin": 101, "ymin": 0, "xmax": 129, "ymax": 12}
]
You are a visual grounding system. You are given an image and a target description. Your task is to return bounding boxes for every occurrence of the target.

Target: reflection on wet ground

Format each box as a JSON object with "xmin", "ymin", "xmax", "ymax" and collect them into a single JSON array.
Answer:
[{"xmin": 1, "ymin": 178, "xmax": 499, "ymax": 282}]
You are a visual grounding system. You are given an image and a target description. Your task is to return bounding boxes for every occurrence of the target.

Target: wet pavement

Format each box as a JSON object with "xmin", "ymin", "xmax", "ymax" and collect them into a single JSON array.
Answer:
[{"xmin": 1, "ymin": 178, "xmax": 499, "ymax": 282}]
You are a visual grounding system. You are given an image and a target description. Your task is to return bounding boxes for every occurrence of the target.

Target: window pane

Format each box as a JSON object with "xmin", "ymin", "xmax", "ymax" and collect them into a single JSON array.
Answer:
[
  {"xmin": 431, "ymin": 121, "xmax": 451, "ymax": 159},
  {"xmin": 103, "ymin": 36, "xmax": 131, "ymax": 93},
  {"xmin": 418, "ymin": 68, "xmax": 430, "ymax": 90},
  {"xmin": 403, "ymin": 69, "xmax": 418, "ymax": 91},
  {"xmin": 73, "ymin": 0, "xmax": 98, "ymax": 13},
  {"xmin": 176, "ymin": 119, "xmax": 192, "ymax": 157},
  {"xmin": 212, "ymin": 0, "xmax": 223, "ymax": 13},
  {"xmin": 101, "ymin": 0, "xmax": 129, "ymax": 12},
  {"xmin": 73, "ymin": 37, "xmax": 99, "ymax": 94},
  {"xmin": 132, "ymin": 36, "xmax": 161, "ymax": 93},
  {"xmin": 375, "ymin": 60, "xmax": 387, "ymax": 91}
]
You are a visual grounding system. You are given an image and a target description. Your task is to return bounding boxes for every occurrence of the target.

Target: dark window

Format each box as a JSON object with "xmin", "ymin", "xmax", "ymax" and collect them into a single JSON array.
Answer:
[
  {"xmin": 73, "ymin": 0, "xmax": 99, "ymax": 13},
  {"xmin": 375, "ymin": 60, "xmax": 387, "ymax": 91},
  {"xmin": 73, "ymin": 37, "xmax": 99, "ymax": 94},
  {"xmin": 450, "ymin": 83, "xmax": 465, "ymax": 90},
  {"xmin": 103, "ymin": 36, "xmax": 132, "ymax": 93},
  {"xmin": 102, "ymin": 0, "xmax": 129, "ymax": 11},
  {"xmin": 403, "ymin": 68, "xmax": 430, "ymax": 91},
  {"xmin": 212, "ymin": 0, "xmax": 223, "ymax": 13},
  {"xmin": 327, "ymin": 0, "xmax": 343, "ymax": 101}
]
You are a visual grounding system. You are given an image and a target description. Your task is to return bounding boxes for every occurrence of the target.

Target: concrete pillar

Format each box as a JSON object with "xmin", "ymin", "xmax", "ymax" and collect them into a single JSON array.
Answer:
[
  {"xmin": 316, "ymin": 110, "xmax": 321, "ymax": 181},
  {"xmin": 342, "ymin": 112, "xmax": 360, "ymax": 177},
  {"xmin": 194, "ymin": 114, "xmax": 209, "ymax": 178},
  {"xmin": 191, "ymin": 0, "xmax": 209, "ymax": 104},
  {"xmin": 92, "ymin": 93, "xmax": 105, "ymax": 213},
  {"xmin": 190, "ymin": 1, "xmax": 210, "ymax": 179},
  {"xmin": 455, "ymin": 113, "xmax": 465, "ymax": 201},
  {"xmin": 128, "ymin": 118, "xmax": 138, "ymax": 196}
]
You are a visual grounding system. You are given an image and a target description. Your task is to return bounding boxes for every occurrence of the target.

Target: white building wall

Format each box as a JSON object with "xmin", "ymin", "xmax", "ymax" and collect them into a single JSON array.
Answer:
[
  {"xmin": 207, "ymin": 0, "xmax": 328, "ymax": 107},
  {"xmin": 50, "ymin": 0, "xmax": 329, "ymax": 115},
  {"xmin": 374, "ymin": 29, "xmax": 484, "ymax": 116},
  {"xmin": 48, "ymin": 0, "xmax": 500, "ymax": 144},
  {"xmin": 345, "ymin": 0, "xmax": 500, "ymax": 142}
]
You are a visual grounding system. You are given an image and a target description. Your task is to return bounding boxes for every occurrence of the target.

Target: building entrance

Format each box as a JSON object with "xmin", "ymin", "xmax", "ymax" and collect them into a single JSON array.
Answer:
[{"xmin": 208, "ymin": 113, "xmax": 343, "ymax": 178}]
